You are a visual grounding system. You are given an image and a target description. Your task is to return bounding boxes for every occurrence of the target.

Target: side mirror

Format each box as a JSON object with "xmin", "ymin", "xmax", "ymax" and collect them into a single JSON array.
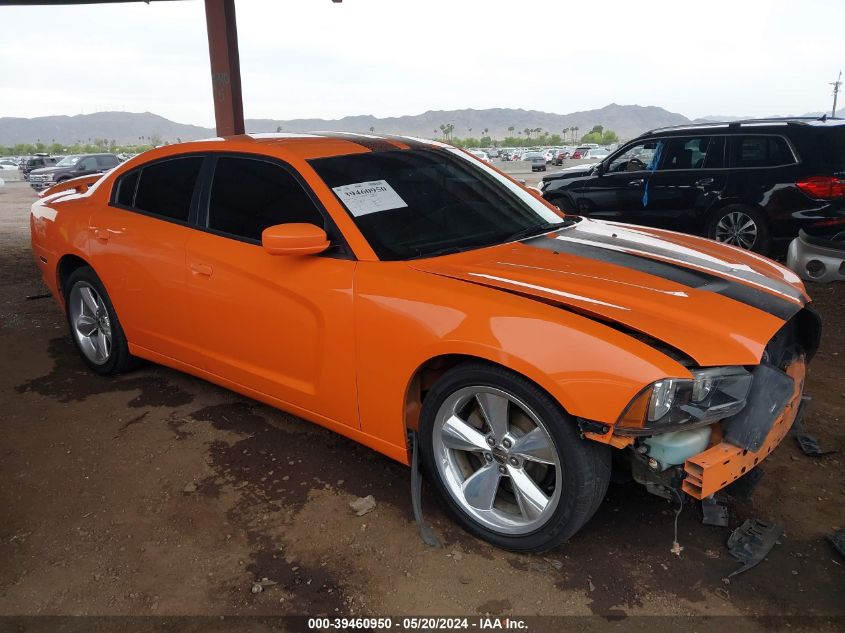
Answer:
[
  {"xmin": 595, "ymin": 161, "xmax": 605, "ymax": 176},
  {"xmin": 77, "ymin": 163, "xmax": 87, "ymax": 171},
  {"xmin": 262, "ymin": 223, "xmax": 330, "ymax": 256}
]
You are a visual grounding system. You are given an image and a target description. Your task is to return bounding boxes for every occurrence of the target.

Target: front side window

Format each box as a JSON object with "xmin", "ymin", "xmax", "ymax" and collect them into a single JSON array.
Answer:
[
  {"xmin": 732, "ymin": 135, "xmax": 795, "ymax": 168},
  {"xmin": 661, "ymin": 136, "xmax": 726, "ymax": 170},
  {"xmin": 133, "ymin": 157, "xmax": 203, "ymax": 222},
  {"xmin": 78, "ymin": 156, "xmax": 98, "ymax": 171},
  {"xmin": 309, "ymin": 148, "xmax": 566, "ymax": 261},
  {"xmin": 56, "ymin": 155, "xmax": 80, "ymax": 167},
  {"xmin": 207, "ymin": 157, "xmax": 324, "ymax": 241},
  {"xmin": 606, "ymin": 141, "xmax": 661, "ymax": 173}
]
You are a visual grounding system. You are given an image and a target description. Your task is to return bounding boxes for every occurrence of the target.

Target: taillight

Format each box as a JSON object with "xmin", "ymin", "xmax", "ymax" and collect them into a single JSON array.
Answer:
[{"xmin": 796, "ymin": 176, "xmax": 845, "ymax": 200}]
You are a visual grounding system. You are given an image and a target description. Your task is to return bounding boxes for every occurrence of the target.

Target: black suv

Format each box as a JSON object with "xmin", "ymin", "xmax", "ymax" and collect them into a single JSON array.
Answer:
[
  {"xmin": 540, "ymin": 118, "xmax": 845, "ymax": 255},
  {"xmin": 28, "ymin": 153, "xmax": 120, "ymax": 191}
]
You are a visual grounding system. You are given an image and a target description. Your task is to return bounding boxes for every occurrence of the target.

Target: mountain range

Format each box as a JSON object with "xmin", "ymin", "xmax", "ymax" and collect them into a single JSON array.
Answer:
[{"xmin": 0, "ymin": 104, "xmax": 829, "ymax": 147}]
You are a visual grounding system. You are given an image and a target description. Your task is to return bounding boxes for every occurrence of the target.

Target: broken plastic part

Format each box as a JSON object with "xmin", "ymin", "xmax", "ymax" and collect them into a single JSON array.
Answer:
[
  {"xmin": 726, "ymin": 518, "xmax": 784, "ymax": 577},
  {"xmin": 701, "ymin": 495, "xmax": 729, "ymax": 527},
  {"xmin": 409, "ymin": 430, "xmax": 442, "ymax": 548},
  {"xmin": 828, "ymin": 529, "xmax": 845, "ymax": 559},
  {"xmin": 723, "ymin": 363, "xmax": 794, "ymax": 452}
]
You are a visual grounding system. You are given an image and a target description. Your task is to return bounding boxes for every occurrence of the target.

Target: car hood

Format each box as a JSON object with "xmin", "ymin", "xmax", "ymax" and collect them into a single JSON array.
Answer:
[
  {"xmin": 29, "ymin": 166, "xmax": 64, "ymax": 175},
  {"xmin": 410, "ymin": 219, "xmax": 809, "ymax": 366}
]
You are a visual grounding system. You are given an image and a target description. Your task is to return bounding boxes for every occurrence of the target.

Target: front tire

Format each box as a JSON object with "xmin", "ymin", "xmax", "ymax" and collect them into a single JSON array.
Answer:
[
  {"xmin": 64, "ymin": 266, "xmax": 136, "ymax": 375},
  {"xmin": 419, "ymin": 363, "xmax": 611, "ymax": 552}
]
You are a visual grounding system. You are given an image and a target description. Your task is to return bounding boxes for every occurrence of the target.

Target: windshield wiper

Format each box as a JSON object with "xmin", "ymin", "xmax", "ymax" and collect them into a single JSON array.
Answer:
[{"xmin": 503, "ymin": 220, "xmax": 573, "ymax": 243}]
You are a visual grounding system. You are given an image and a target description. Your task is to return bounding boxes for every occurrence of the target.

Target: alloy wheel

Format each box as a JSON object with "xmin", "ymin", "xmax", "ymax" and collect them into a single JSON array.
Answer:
[
  {"xmin": 431, "ymin": 386, "xmax": 562, "ymax": 535},
  {"xmin": 68, "ymin": 283, "xmax": 112, "ymax": 365},
  {"xmin": 714, "ymin": 211, "xmax": 758, "ymax": 249}
]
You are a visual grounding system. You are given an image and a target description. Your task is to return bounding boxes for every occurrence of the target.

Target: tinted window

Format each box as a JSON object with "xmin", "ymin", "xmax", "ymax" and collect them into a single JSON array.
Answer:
[
  {"xmin": 310, "ymin": 148, "xmax": 565, "ymax": 261},
  {"xmin": 115, "ymin": 169, "xmax": 139, "ymax": 207},
  {"xmin": 207, "ymin": 157, "xmax": 324, "ymax": 242},
  {"xmin": 733, "ymin": 136, "xmax": 795, "ymax": 168},
  {"xmin": 703, "ymin": 136, "xmax": 726, "ymax": 168},
  {"xmin": 819, "ymin": 127, "xmax": 845, "ymax": 169},
  {"xmin": 134, "ymin": 157, "xmax": 203, "ymax": 222},
  {"xmin": 97, "ymin": 155, "xmax": 119, "ymax": 168},
  {"xmin": 662, "ymin": 136, "xmax": 714, "ymax": 170}
]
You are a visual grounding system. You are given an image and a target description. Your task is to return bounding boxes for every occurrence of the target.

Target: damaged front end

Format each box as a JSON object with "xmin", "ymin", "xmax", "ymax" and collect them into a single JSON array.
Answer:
[{"xmin": 616, "ymin": 308, "xmax": 820, "ymax": 502}]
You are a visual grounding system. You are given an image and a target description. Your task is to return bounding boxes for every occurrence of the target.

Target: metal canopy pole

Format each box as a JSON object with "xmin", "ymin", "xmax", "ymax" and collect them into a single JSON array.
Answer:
[{"xmin": 204, "ymin": 0, "xmax": 244, "ymax": 136}]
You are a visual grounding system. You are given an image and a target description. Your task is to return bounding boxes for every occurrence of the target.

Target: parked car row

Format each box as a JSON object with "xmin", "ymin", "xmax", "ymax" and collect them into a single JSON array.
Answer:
[
  {"xmin": 540, "ymin": 117, "xmax": 845, "ymax": 257},
  {"xmin": 27, "ymin": 153, "xmax": 122, "ymax": 190}
]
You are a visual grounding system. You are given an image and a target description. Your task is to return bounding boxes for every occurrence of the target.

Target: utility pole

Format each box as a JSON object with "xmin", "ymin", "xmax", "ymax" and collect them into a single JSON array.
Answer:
[{"xmin": 832, "ymin": 70, "xmax": 842, "ymax": 118}]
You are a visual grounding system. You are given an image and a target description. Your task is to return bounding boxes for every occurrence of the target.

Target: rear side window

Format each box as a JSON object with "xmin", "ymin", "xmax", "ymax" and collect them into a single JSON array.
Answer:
[
  {"xmin": 115, "ymin": 169, "xmax": 139, "ymax": 207},
  {"xmin": 732, "ymin": 136, "xmax": 795, "ymax": 168},
  {"xmin": 207, "ymin": 157, "xmax": 324, "ymax": 242},
  {"xmin": 133, "ymin": 157, "xmax": 203, "ymax": 222}
]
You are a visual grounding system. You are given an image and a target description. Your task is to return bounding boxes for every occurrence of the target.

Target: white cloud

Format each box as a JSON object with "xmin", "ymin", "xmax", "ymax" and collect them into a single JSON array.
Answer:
[{"xmin": 0, "ymin": 0, "xmax": 842, "ymax": 125}]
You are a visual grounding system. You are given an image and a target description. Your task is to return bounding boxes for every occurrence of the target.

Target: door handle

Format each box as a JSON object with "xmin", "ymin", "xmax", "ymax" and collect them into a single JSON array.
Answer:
[
  {"xmin": 628, "ymin": 179, "xmax": 644, "ymax": 187},
  {"xmin": 190, "ymin": 262, "xmax": 213, "ymax": 277},
  {"xmin": 695, "ymin": 177, "xmax": 715, "ymax": 186}
]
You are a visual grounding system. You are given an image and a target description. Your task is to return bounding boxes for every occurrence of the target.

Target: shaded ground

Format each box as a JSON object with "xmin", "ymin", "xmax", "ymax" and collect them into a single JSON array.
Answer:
[{"xmin": 0, "ymin": 181, "xmax": 843, "ymax": 625}]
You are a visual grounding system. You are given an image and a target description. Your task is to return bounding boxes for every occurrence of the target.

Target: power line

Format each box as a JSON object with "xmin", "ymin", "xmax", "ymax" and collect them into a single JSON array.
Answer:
[{"xmin": 832, "ymin": 70, "xmax": 842, "ymax": 118}]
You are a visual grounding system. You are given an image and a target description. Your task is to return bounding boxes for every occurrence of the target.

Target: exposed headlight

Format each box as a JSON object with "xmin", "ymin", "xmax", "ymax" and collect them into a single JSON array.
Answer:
[{"xmin": 618, "ymin": 367, "xmax": 753, "ymax": 434}]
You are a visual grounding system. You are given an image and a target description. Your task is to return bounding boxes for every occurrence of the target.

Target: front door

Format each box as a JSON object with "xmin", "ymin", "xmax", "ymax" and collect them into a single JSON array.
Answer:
[
  {"xmin": 574, "ymin": 139, "xmax": 663, "ymax": 221},
  {"xmin": 185, "ymin": 155, "xmax": 358, "ymax": 428}
]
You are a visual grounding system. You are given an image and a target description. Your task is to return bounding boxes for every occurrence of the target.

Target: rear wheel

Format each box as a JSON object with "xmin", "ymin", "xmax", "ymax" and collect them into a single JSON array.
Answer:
[
  {"xmin": 419, "ymin": 363, "xmax": 611, "ymax": 552},
  {"xmin": 706, "ymin": 204, "xmax": 771, "ymax": 254},
  {"xmin": 64, "ymin": 266, "xmax": 136, "ymax": 375}
]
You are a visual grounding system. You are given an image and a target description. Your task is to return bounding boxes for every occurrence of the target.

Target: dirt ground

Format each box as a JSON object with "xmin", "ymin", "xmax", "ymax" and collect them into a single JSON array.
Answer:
[{"xmin": 0, "ymin": 180, "xmax": 843, "ymax": 627}]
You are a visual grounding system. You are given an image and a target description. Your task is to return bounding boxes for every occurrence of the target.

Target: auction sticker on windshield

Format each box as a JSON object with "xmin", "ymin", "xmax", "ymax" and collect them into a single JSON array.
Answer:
[{"xmin": 332, "ymin": 180, "xmax": 408, "ymax": 217}]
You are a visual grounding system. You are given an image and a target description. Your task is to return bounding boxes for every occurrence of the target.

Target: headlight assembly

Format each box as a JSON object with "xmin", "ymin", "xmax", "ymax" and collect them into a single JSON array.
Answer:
[{"xmin": 618, "ymin": 367, "xmax": 753, "ymax": 435}]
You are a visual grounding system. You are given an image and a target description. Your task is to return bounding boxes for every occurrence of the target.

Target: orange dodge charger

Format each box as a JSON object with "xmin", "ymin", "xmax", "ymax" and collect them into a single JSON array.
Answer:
[{"xmin": 30, "ymin": 133, "xmax": 820, "ymax": 552}]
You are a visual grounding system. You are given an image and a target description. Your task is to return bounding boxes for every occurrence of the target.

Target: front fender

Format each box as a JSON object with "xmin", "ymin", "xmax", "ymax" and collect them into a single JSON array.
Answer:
[{"xmin": 354, "ymin": 263, "xmax": 688, "ymax": 453}]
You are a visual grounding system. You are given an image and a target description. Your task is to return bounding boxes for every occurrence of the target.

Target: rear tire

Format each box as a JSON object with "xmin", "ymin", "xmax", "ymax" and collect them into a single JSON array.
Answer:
[
  {"xmin": 706, "ymin": 204, "xmax": 771, "ymax": 255},
  {"xmin": 419, "ymin": 362, "xmax": 611, "ymax": 552},
  {"xmin": 64, "ymin": 266, "xmax": 137, "ymax": 375}
]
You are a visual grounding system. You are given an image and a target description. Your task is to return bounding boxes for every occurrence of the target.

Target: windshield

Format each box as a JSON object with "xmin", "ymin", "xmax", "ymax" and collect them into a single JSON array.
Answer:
[
  {"xmin": 309, "ymin": 148, "xmax": 567, "ymax": 260},
  {"xmin": 56, "ymin": 155, "xmax": 81, "ymax": 167}
]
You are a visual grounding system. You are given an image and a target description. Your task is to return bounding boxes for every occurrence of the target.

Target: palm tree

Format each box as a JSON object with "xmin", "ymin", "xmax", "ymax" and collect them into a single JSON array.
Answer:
[
  {"xmin": 508, "ymin": 126, "xmax": 515, "ymax": 135},
  {"xmin": 523, "ymin": 128, "xmax": 532, "ymax": 141},
  {"xmin": 369, "ymin": 126, "xmax": 375, "ymax": 133},
  {"xmin": 483, "ymin": 127, "xmax": 489, "ymax": 137}
]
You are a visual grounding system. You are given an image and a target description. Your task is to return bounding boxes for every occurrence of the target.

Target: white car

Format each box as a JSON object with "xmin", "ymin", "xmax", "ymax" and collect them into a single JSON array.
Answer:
[
  {"xmin": 543, "ymin": 149, "xmax": 556, "ymax": 163},
  {"xmin": 0, "ymin": 159, "xmax": 19, "ymax": 170},
  {"xmin": 583, "ymin": 148, "xmax": 610, "ymax": 161},
  {"xmin": 468, "ymin": 149, "xmax": 491, "ymax": 163}
]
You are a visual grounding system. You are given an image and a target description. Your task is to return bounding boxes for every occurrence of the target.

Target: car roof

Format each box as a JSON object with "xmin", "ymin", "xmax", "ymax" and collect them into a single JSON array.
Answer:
[
  {"xmin": 643, "ymin": 116, "xmax": 845, "ymax": 137},
  {"xmin": 151, "ymin": 132, "xmax": 452, "ymax": 162}
]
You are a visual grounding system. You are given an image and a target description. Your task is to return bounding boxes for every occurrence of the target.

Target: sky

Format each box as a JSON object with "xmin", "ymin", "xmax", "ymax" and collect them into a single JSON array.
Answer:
[{"xmin": 0, "ymin": 0, "xmax": 842, "ymax": 126}]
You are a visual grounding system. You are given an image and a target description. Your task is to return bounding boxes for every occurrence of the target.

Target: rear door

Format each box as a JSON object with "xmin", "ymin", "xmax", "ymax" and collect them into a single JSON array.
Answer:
[
  {"xmin": 639, "ymin": 135, "xmax": 729, "ymax": 230},
  {"xmin": 88, "ymin": 155, "xmax": 205, "ymax": 363}
]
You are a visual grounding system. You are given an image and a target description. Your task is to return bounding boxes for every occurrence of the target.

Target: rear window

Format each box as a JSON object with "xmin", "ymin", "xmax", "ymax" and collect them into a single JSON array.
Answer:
[
  {"xmin": 732, "ymin": 136, "xmax": 796, "ymax": 168},
  {"xmin": 96, "ymin": 155, "xmax": 119, "ymax": 168},
  {"xmin": 133, "ymin": 157, "xmax": 203, "ymax": 222},
  {"xmin": 818, "ymin": 127, "xmax": 845, "ymax": 170}
]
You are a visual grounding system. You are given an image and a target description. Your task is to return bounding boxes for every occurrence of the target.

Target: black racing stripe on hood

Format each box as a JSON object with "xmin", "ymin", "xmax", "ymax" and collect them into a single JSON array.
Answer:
[
  {"xmin": 316, "ymin": 133, "xmax": 402, "ymax": 152},
  {"xmin": 554, "ymin": 226, "xmax": 805, "ymax": 302},
  {"xmin": 526, "ymin": 236, "xmax": 801, "ymax": 321}
]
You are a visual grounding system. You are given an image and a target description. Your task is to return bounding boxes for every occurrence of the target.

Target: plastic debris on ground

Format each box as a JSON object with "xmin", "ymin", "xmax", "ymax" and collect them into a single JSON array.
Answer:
[{"xmin": 726, "ymin": 518, "xmax": 784, "ymax": 577}]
